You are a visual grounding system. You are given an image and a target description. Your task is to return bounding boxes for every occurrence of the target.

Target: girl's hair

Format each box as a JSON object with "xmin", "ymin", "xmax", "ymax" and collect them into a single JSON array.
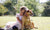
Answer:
[
  {"xmin": 20, "ymin": 6, "xmax": 29, "ymax": 11},
  {"xmin": 20, "ymin": 6, "xmax": 29, "ymax": 15}
]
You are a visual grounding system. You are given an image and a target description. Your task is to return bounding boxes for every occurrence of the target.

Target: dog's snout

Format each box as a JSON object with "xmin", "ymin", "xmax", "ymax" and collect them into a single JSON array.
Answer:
[{"xmin": 30, "ymin": 12, "xmax": 33, "ymax": 16}]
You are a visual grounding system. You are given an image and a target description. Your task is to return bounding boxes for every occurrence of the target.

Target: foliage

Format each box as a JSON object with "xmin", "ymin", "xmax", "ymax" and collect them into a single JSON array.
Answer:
[
  {"xmin": 0, "ymin": 0, "xmax": 49, "ymax": 16},
  {"xmin": 42, "ymin": 1, "xmax": 50, "ymax": 16},
  {"xmin": 0, "ymin": 4, "xmax": 8, "ymax": 15},
  {"xmin": 15, "ymin": 0, "xmax": 23, "ymax": 13},
  {"xmin": 24, "ymin": 0, "xmax": 38, "ymax": 16},
  {"xmin": 37, "ymin": 4, "xmax": 44, "ymax": 16},
  {"xmin": 11, "ymin": 0, "xmax": 17, "ymax": 5},
  {"xmin": 15, "ymin": 0, "xmax": 40, "ymax": 16},
  {"xmin": 4, "ymin": 1, "xmax": 16, "ymax": 15}
]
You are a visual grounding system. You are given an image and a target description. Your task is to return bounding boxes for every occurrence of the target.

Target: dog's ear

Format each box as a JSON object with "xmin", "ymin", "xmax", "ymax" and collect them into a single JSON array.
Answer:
[
  {"xmin": 29, "ymin": 10, "xmax": 33, "ymax": 16},
  {"xmin": 27, "ymin": 10, "xmax": 29, "ymax": 12}
]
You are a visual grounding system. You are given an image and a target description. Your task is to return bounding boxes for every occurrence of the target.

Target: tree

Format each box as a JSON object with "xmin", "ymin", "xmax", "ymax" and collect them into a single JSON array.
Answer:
[
  {"xmin": 24, "ymin": 0, "xmax": 39, "ymax": 16},
  {"xmin": 15, "ymin": 0, "xmax": 39, "ymax": 16},
  {"xmin": 11, "ymin": 0, "xmax": 17, "ymax": 5},
  {"xmin": 42, "ymin": 1, "xmax": 50, "ymax": 16},
  {"xmin": 0, "ymin": 3, "xmax": 8, "ymax": 16},
  {"xmin": 4, "ymin": 1, "xmax": 16, "ymax": 15},
  {"xmin": 5, "ymin": 0, "xmax": 17, "ymax": 6},
  {"xmin": 15, "ymin": 0, "xmax": 24, "ymax": 13}
]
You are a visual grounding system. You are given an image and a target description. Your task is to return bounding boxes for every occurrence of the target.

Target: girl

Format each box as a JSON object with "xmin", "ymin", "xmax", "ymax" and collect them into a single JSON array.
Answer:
[{"xmin": 12, "ymin": 6, "xmax": 29, "ymax": 30}]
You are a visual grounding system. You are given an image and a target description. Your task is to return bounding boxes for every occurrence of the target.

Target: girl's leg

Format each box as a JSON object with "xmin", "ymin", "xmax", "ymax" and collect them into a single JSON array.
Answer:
[
  {"xmin": 12, "ymin": 26, "xmax": 18, "ymax": 30},
  {"xmin": 15, "ymin": 21, "xmax": 21, "ymax": 30}
]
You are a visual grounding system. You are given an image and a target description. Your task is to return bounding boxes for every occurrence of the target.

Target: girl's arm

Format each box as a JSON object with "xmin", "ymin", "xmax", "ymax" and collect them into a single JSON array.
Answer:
[{"xmin": 16, "ymin": 17, "xmax": 22, "ymax": 24}]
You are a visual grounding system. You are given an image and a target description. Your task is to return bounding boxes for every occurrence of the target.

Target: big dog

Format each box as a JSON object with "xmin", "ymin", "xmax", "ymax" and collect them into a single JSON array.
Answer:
[{"xmin": 22, "ymin": 10, "xmax": 34, "ymax": 30}]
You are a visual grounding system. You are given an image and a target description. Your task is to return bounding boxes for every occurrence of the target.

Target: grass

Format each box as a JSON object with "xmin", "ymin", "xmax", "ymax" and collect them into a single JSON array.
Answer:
[{"xmin": 0, "ymin": 16, "xmax": 50, "ymax": 30}]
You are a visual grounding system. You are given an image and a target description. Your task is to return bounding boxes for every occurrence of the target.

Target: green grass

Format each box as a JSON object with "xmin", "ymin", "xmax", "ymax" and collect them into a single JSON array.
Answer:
[{"xmin": 0, "ymin": 16, "xmax": 50, "ymax": 30}]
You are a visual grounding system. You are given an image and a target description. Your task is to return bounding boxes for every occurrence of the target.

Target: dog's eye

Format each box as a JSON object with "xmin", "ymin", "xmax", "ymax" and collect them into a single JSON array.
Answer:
[
  {"xmin": 27, "ymin": 10, "xmax": 29, "ymax": 12},
  {"xmin": 27, "ymin": 11, "xmax": 29, "ymax": 12}
]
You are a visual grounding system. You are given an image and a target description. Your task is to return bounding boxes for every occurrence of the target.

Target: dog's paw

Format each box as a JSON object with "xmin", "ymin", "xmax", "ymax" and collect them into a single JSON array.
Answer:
[{"xmin": 34, "ymin": 27, "xmax": 38, "ymax": 29}]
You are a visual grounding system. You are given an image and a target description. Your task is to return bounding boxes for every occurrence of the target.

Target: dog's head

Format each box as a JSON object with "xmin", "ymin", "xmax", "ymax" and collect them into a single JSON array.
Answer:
[{"xmin": 25, "ymin": 10, "xmax": 33, "ymax": 16}]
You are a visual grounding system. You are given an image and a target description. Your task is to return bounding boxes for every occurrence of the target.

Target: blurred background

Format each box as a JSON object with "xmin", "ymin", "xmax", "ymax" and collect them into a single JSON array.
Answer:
[
  {"xmin": 0, "ymin": 0, "xmax": 50, "ymax": 16},
  {"xmin": 0, "ymin": 0, "xmax": 50, "ymax": 30}
]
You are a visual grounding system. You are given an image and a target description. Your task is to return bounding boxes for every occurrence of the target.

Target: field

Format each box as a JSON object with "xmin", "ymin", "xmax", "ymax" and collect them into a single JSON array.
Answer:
[{"xmin": 0, "ymin": 16, "xmax": 50, "ymax": 30}]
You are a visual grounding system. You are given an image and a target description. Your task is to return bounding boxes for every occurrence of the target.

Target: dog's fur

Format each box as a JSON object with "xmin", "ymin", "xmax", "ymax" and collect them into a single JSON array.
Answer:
[{"xmin": 22, "ymin": 10, "xmax": 34, "ymax": 30}]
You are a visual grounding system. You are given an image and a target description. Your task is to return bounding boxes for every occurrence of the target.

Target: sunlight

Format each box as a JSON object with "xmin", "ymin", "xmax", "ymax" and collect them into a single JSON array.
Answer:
[{"xmin": 39, "ymin": 0, "xmax": 48, "ymax": 3}]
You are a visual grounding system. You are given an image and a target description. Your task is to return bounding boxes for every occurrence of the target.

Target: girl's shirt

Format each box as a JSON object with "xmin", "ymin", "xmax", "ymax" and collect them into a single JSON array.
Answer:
[{"xmin": 16, "ymin": 13, "xmax": 23, "ymax": 21}]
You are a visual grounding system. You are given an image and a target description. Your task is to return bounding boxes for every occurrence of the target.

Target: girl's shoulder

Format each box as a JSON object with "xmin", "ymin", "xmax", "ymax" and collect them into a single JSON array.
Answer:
[
  {"xmin": 16, "ymin": 13, "xmax": 20, "ymax": 17},
  {"xmin": 16, "ymin": 13, "xmax": 20, "ymax": 15}
]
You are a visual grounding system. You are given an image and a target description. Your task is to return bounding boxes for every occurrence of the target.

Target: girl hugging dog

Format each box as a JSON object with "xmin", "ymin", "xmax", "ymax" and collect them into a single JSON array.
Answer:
[
  {"xmin": 5, "ymin": 6, "xmax": 37, "ymax": 30},
  {"xmin": 15, "ymin": 6, "xmax": 37, "ymax": 30},
  {"xmin": 15, "ymin": 6, "xmax": 29, "ymax": 30}
]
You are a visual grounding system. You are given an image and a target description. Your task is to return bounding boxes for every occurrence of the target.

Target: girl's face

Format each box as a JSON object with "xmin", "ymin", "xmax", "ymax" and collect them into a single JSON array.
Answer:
[{"xmin": 21, "ymin": 10, "xmax": 25, "ymax": 13}]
